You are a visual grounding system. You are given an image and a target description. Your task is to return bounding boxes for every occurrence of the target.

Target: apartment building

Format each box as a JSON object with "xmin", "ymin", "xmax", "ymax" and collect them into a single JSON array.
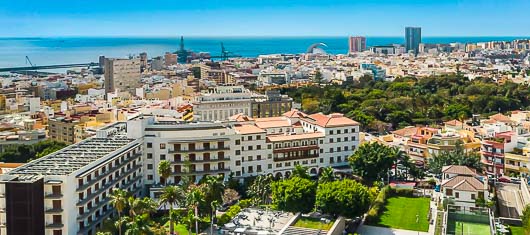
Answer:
[
  {"xmin": 127, "ymin": 117, "xmax": 234, "ymax": 187},
  {"xmin": 250, "ymin": 90, "xmax": 293, "ymax": 118},
  {"xmin": 104, "ymin": 58, "xmax": 142, "ymax": 96},
  {"xmin": 0, "ymin": 123, "xmax": 143, "ymax": 235},
  {"xmin": 481, "ymin": 131, "xmax": 517, "ymax": 176},
  {"xmin": 193, "ymin": 86, "xmax": 253, "ymax": 121},
  {"xmin": 233, "ymin": 124, "xmax": 272, "ymax": 178}
]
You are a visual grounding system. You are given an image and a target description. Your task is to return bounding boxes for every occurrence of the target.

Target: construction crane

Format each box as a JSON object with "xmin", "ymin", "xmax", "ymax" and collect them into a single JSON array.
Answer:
[
  {"xmin": 25, "ymin": 56, "xmax": 35, "ymax": 67},
  {"xmin": 210, "ymin": 42, "xmax": 242, "ymax": 60}
]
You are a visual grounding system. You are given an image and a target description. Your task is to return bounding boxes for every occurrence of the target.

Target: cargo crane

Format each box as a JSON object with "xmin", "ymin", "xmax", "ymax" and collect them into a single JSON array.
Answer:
[{"xmin": 210, "ymin": 42, "xmax": 242, "ymax": 61}]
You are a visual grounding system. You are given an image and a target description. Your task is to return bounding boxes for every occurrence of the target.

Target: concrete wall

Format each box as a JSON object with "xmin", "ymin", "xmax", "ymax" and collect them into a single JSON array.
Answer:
[
  {"xmin": 326, "ymin": 216, "xmax": 345, "ymax": 235},
  {"xmin": 520, "ymin": 178, "xmax": 530, "ymax": 206}
]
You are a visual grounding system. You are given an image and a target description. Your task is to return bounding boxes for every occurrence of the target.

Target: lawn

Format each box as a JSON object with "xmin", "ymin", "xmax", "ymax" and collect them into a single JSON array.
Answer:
[
  {"xmin": 373, "ymin": 196, "xmax": 430, "ymax": 232},
  {"xmin": 293, "ymin": 217, "xmax": 334, "ymax": 231},
  {"xmin": 510, "ymin": 226, "xmax": 524, "ymax": 235},
  {"xmin": 164, "ymin": 222, "xmax": 196, "ymax": 235}
]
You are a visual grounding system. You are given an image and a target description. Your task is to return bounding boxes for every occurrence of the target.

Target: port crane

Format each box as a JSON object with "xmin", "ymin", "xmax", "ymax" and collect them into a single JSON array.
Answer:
[{"xmin": 210, "ymin": 42, "xmax": 242, "ymax": 60}]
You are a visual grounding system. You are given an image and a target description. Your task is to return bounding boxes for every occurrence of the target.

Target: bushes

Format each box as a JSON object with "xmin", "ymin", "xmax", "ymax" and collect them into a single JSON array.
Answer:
[
  {"xmin": 271, "ymin": 177, "xmax": 316, "ymax": 213},
  {"xmin": 315, "ymin": 179, "xmax": 372, "ymax": 218},
  {"xmin": 216, "ymin": 205, "xmax": 241, "ymax": 226},
  {"xmin": 392, "ymin": 188, "xmax": 414, "ymax": 197},
  {"xmin": 365, "ymin": 186, "xmax": 391, "ymax": 224}
]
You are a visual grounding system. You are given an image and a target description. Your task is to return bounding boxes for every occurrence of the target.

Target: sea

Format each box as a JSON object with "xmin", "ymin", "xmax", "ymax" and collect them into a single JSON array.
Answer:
[{"xmin": 0, "ymin": 36, "xmax": 528, "ymax": 68}]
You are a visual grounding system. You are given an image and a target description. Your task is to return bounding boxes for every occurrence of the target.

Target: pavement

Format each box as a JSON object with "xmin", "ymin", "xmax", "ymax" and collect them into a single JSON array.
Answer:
[
  {"xmin": 496, "ymin": 182, "xmax": 524, "ymax": 218},
  {"xmin": 357, "ymin": 225, "xmax": 430, "ymax": 235}
]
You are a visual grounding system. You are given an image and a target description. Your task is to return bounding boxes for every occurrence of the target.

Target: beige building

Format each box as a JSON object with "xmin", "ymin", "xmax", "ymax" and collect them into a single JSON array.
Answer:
[{"xmin": 104, "ymin": 58, "xmax": 141, "ymax": 96}]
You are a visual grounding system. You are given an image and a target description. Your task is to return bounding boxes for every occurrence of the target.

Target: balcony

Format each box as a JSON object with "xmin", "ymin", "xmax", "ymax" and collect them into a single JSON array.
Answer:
[
  {"xmin": 273, "ymin": 145, "xmax": 319, "ymax": 154},
  {"xmin": 45, "ymin": 208, "xmax": 64, "ymax": 214},
  {"xmin": 169, "ymin": 147, "xmax": 230, "ymax": 153},
  {"xmin": 274, "ymin": 154, "xmax": 319, "ymax": 162},
  {"xmin": 45, "ymin": 223, "xmax": 64, "ymax": 228},
  {"xmin": 171, "ymin": 157, "xmax": 231, "ymax": 164},
  {"xmin": 172, "ymin": 168, "xmax": 230, "ymax": 175},
  {"xmin": 504, "ymin": 164, "xmax": 520, "ymax": 171},
  {"xmin": 481, "ymin": 159, "xmax": 503, "ymax": 167},
  {"xmin": 76, "ymin": 153, "xmax": 141, "ymax": 192},
  {"xmin": 481, "ymin": 151, "xmax": 504, "ymax": 158},
  {"xmin": 44, "ymin": 193, "xmax": 63, "ymax": 199}
]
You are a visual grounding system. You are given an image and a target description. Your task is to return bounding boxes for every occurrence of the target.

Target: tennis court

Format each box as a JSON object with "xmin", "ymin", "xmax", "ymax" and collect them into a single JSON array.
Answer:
[{"xmin": 447, "ymin": 220, "xmax": 491, "ymax": 235}]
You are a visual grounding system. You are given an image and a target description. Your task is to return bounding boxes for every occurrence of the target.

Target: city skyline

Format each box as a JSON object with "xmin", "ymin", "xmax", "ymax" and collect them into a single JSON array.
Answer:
[{"xmin": 2, "ymin": 0, "xmax": 530, "ymax": 37}]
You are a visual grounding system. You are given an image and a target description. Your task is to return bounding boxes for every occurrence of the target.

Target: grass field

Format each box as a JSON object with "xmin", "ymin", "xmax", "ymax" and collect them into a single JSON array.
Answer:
[
  {"xmin": 373, "ymin": 196, "xmax": 430, "ymax": 232},
  {"xmin": 448, "ymin": 221, "xmax": 491, "ymax": 235},
  {"xmin": 163, "ymin": 222, "xmax": 196, "ymax": 235},
  {"xmin": 510, "ymin": 226, "xmax": 524, "ymax": 235},
  {"xmin": 293, "ymin": 217, "xmax": 334, "ymax": 230}
]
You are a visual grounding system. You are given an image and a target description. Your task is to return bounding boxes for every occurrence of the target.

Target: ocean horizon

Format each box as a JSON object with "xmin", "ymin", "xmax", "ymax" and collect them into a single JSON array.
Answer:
[{"xmin": 0, "ymin": 36, "xmax": 528, "ymax": 68}]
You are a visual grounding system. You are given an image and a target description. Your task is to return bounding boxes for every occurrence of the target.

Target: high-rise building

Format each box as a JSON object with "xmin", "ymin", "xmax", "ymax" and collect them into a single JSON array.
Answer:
[
  {"xmin": 104, "ymin": 58, "xmax": 141, "ymax": 96},
  {"xmin": 405, "ymin": 27, "xmax": 422, "ymax": 55},
  {"xmin": 348, "ymin": 36, "xmax": 366, "ymax": 53}
]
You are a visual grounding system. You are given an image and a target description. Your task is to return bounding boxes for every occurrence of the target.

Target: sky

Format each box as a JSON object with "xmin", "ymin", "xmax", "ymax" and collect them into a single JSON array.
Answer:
[{"xmin": 1, "ymin": 0, "xmax": 529, "ymax": 37}]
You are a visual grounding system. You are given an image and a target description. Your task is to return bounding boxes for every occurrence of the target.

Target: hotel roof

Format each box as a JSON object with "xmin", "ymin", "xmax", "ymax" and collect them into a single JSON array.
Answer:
[
  {"xmin": 3, "ymin": 123, "xmax": 138, "ymax": 181},
  {"xmin": 302, "ymin": 113, "xmax": 359, "ymax": 128},
  {"xmin": 234, "ymin": 124, "xmax": 266, "ymax": 134}
]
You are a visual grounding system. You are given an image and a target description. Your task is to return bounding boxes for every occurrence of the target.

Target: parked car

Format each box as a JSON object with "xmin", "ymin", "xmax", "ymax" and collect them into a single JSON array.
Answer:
[
  {"xmin": 498, "ymin": 177, "xmax": 511, "ymax": 183},
  {"xmin": 434, "ymin": 185, "xmax": 441, "ymax": 192}
]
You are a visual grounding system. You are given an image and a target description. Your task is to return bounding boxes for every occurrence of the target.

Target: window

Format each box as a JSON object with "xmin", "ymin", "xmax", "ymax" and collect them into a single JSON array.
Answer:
[
  {"xmin": 329, "ymin": 130, "xmax": 334, "ymax": 135},
  {"xmin": 320, "ymin": 149, "xmax": 323, "ymax": 153},
  {"xmin": 344, "ymin": 146, "xmax": 349, "ymax": 151},
  {"xmin": 455, "ymin": 192, "xmax": 460, "ymax": 198},
  {"xmin": 53, "ymin": 200, "xmax": 61, "ymax": 209},
  {"xmin": 248, "ymin": 166, "xmax": 253, "ymax": 173},
  {"xmin": 276, "ymin": 163, "xmax": 282, "ymax": 167},
  {"xmin": 53, "ymin": 215, "xmax": 62, "ymax": 224},
  {"xmin": 160, "ymin": 143, "xmax": 166, "ymax": 149},
  {"xmin": 160, "ymin": 154, "xmax": 166, "ymax": 160},
  {"xmin": 52, "ymin": 185, "xmax": 61, "ymax": 195},
  {"xmin": 337, "ymin": 130, "xmax": 341, "ymax": 134},
  {"xmin": 147, "ymin": 164, "xmax": 153, "ymax": 170},
  {"xmin": 320, "ymin": 140, "xmax": 323, "ymax": 144},
  {"xmin": 330, "ymin": 157, "xmax": 334, "ymax": 163},
  {"xmin": 147, "ymin": 153, "xmax": 153, "ymax": 159},
  {"xmin": 471, "ymin": 194, "xmax": 476, "ymax": 200},
  {"xmin": 268, "ymin": 144, "xmax": 272, "ymax": 149},
  {"xmin": 236, "ymin": 171, "xmax": 241, "ymax": 176},
  {"xmin": 236, "ymin": 150, "xmax": 241, "ymax": 155},
  {"xmin": 329, "ymin": 148, "xmax": 334, "ymax": 153},
  {"xmin": 344, "ymin": 137, "xmax": 348, "ymax": 141},
  {"xmin": 330, "ymin": 138, "xmax": 334, "ymax": 143},
  {"xmin": 248, "ymin": 136, "xmax": 253, "ymax": 141},
  {"xmin": 446, "ymin": 189, "xmax": 453, "ymax": 196},
  {"xmin": 344, "ymin": 129, "xmax": 349, "ymax": 133},
  {"xmin": 148, "ymin": 175, "xmax": 153, "ymax": 180},
  {"xmin": 257, "ymin": 165, "xmax": 262, "ymax": 172},
  {"xmin": 257, "ymin": 135, "xmax": 262, "ymax": 140},
  {"xmin": 285, "ymin": 162, "xmax": 291, "ymax": 167},
  {"xmin": 337, "ymin": 147, "xmax": 341, "ymax": 152},
  {"xmin": 53, "ymin": 230, "xmax": 62, "ymax": 235},
  {"xmin": 320, "ymin": 158, "xmax": 324, "ymax": 163},
  {"xmin": 236, "ymin": 160, "xmax": 241, "ymax": 166},
  {"xmin": 248, "ymin": 156, "xmax": 253, "ymax": 161},
  {"xmin": 268, "ymin": 164, "xmax": 272, "ymax": 169},
  {"xmin": 257, "ymin": 145, "xmax": 261, "ymax": 150},
  {"xmin": 147, "ymin": 143, "xmax": 153, "ymax": 148},
  {"xmin": 248, "ymin": 146, "xmax": 253, "ymax": 151},
  {"xmin": 257, "ymin": 155, "xmax": 262, "ymax": 160}
]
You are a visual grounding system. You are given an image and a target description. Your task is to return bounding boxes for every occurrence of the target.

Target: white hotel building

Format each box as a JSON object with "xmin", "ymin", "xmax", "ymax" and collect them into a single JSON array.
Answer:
[{"xmin": 0, "ymin": 109, "xmax": 360, "ymax": 235}]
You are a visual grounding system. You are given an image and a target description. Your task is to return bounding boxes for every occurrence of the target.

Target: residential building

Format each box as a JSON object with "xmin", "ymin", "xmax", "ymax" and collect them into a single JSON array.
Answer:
[
  {"xmin": 405, "ymin": 26, "xmax": 422, "ymax": 55},
  {"xmin": 481, "ymin": 131, "xmax": 517, "ymax": 176},
  {"xmin": 0, "ymin": 123, "xmax": 143, "ymax": 235},
  {"xmin": 405, "ymin": 127, "xmax": 438, "ymax": 164},
  {"xmin": 193, "ymin": 85, "xmax": 253, "ymax": 121},
  {"xmin": 250, "ymin": 90, "xmax": 293, "ymax": 118},
  {"xmin": 233, "ymin": 124, "xmax": 272, "ymax": 178},
  {"xmin": 348, "ymin": 36, "xmax": 366, "ymax": 53},
  {"xmin": 441, "ymin": 165, "xmax": 489, "ymax": 210},
  {"xmin": 104, "ymin": 58, "xmax": 141, "ymax": 96}
]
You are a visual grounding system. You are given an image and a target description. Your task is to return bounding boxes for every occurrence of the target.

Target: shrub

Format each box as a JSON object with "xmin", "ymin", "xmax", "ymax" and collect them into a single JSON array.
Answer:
[
  {"xmin": 216, "ymin": 205, "xmax": 241, "ymax": 226},
  {"xmin": 392, "ymin": 188, "xmax": 414, "ymax": 197},
  {"xmin": 365, "ymin": 186, "xmax": 391, "ymax": 224},
  {"xmin": 238, "ymin": 199, "xmax": 252, "ymax": 208}
]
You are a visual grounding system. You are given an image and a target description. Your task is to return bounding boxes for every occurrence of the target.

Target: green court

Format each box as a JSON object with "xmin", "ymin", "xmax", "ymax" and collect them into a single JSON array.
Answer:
[{"xmin": 448, "ymin": 221, "xmax": 491, "ymax": 235}]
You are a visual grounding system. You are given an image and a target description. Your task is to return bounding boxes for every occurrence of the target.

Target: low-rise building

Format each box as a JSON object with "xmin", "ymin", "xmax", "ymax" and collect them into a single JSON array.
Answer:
[{"xmin": 441, "ymin": 165, "xmax": 489, "ymax": 210}]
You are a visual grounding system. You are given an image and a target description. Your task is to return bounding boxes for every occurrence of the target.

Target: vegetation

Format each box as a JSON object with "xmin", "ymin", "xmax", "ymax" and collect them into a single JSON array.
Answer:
[
  {"xmin": 318, "ymin": 167, "xmax": 336, "ymax": 183},
  {"xmin": 315, "ymin": 179, "xmax": 372, "ymax": 218},
  {"xmin": 522, "ymin": 204, "xmax": 530, "ymax": 235},
  {"xmin": 246, "ymin": 174, "xmax": 273, "ymax": 206},
  {"xmin": 427, "ymin": 141, "xmax": 482, "ymax": 175},
  {"xmin": 271, "ymin": 176, "xmax": 317, "ymax": 213},
  {"xmin": 348, "ymin": 142, "xmax": 398, "ymax": 183},
  {"xmin": 0, "ymin": 139, "xmax": 67, "ymax": 163},
  {"xmin": 293, "ymin": 217, "xmax": 334, "ymax": 231},
  {"xmin": 284, "ymin": 75, "xmax": 530, "ymax": 131},
  {"xmin": 369, "ymin": 196, "xmax": 430, "ymax": 232},
  {"xmin": 157, "ymin": 160, "xmax": 171, "ymax": 185},
  {"xmin": 365, "ymin": 186, "xmax": 391, "ymax": 224}
]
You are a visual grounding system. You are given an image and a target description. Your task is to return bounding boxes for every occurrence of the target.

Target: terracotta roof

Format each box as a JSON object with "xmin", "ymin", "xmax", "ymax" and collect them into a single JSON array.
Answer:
[
  {"xmin": 282, "ymin": 109, "xmax": 308, "ymax": 118},
  {"xmin": 266, "ymin": 132, "xmax": 325, "ymax": 142},
  {"xmin": 445, "ymin": 119, "xmax": 463, "ymax": 126},
  {"xmin": 441, "ymin": 175, "xmax": 484, "ymax": 192},
  {"xmin": 489, "ymin": 113, "xmax": 515, "ymax": 123},
  {"xmin": 441, "ymin": 165, "xmax": 477, "ymax": 176},
  {"xmin": 302, "ymin": 113, "xmax": 359, "ymax": 128},
  {"xmin": 230, "ymin": 113, "xmax": 255, "ymax": 122},
  {"xmin": 0, "ymin": 163, "xmax": 24, "ymax": 174},
  {"xmin": 234, "ymin": 124, "xmax": 266, "ymax": 134},
  {"xmin": 391, "ymin": 126, "xmax": 418, "ymax": 137},
  {"xmin": 255, "ymin": 120, "xmax": 291, "ymax": 129}
]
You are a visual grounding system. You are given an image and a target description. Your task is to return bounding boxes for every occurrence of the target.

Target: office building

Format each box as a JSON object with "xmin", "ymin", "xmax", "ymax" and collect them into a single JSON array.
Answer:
[
  {"xmin": 0, "ymin": 123, "xmax": 143, "ymax": 235},
  {"xmin": 405, "ymin": 27, "xmax": 422, "ymax": 55},
  {"xmin": 104, "ymin": 58, "xmax": 141, "ymax": 96},
  {"xmin": 348, "ymin": 36, "xmax": 366, "ymax": 53}
]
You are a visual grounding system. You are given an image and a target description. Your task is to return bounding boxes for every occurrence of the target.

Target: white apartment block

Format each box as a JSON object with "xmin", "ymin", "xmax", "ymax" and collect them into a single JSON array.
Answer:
[
  {"xmin": 104, "ymin": 57, "xmax": 142, "ymax": 96},
  {"xmin": 0, "ymin": 123, "xmax": 143, "ymax": 235},
  {"xmin": 193, "ymin": 86, "xmax": 253, "ymax": 121}
]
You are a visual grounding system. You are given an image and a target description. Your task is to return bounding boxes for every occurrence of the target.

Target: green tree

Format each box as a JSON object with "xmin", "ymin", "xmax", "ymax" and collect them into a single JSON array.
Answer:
[
  {"xmin": 159, "ymin": 185, "xmax": 185, "ymax": 235},
  {"xmin": 291, "ymin": 165, "xmax": 310, "ymax": 179},
  {"xmin": 315, "ymin": 179, "xmax": 372, "ymax": 217},
  {"xmin": 110, "ymin": 189, "xmax": 129, "ymax": 235},
  {"xmin": 158, "ymin": 160, "xmax": 171, "ymax": 186},
  {"xmin": 348, "ymin": 142, "xmax": 398, "ymax": 183},
  {"xmin": 318, "ymin": 167, "xmax": 336, "ymax": 183},
  {"xmin": 427, "ymin": 141, "xmax": 481, "ymax": 175},
  {"xmin": 522, "ymin": 204, "xmax": 530, "ymax": 234},
  {"xmin": 186, "ymin": 187, "xmax": 205, "ymax": 235},
  {"xmin": 271, "ymin": 177, "xmax": 316, "ymax": 213},
  {"xmin": 247, "ymin": 174, "xmax": 273, "ymax": 206}
]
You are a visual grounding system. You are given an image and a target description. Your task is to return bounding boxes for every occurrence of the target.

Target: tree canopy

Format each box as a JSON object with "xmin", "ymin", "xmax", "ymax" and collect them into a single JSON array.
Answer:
[
  {"xmin": 315, "ymin": 179, "xmax": 372, "ymax": 218},
  {"xmin": 0, "ymin": 139, "xmax": 67, "ymax": 163},
  {"xmin": 271, "ymin": 176, "xmax": 316, "ymax": 213},
  {"xmin": 348, "ymin": 142, "xmax": 399, "ymax": 183},
  {"xmin": 427, "ymin": 141, "xmax": 482, "ymax": 175}
]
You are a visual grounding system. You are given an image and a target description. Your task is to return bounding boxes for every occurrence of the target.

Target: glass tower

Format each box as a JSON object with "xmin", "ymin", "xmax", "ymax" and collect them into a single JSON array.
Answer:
[{"xmin": 405, "ymin": 27, "xmax": 422, "ymax": 55}]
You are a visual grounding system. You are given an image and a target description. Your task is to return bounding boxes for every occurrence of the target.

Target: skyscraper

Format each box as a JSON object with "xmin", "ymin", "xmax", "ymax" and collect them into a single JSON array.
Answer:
[
  {"xmin": 348, "ymin": 36, "xmax": 366, "ymax": 53},
  {"xmin": 405, "ymin": 27, "xmax": 422, "ymax": 55}
]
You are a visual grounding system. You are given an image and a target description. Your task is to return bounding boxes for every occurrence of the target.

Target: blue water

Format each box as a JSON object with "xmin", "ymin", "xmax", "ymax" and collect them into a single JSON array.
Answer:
[{"xmin": 0, "ymin": 36, "xmax": 528, "ymax": 68}]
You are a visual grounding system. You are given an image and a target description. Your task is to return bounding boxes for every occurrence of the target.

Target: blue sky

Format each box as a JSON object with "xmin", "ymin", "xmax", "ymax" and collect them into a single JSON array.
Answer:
[{"xmin": 1, "ymin": 0, "xmax": 529, "ymax": 37}]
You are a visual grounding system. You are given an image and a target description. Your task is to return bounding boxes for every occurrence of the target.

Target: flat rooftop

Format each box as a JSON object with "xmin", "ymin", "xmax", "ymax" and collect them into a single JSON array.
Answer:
[{"xmin": 3, "ymin": 123, "xmax": 136, "ymax": 182}]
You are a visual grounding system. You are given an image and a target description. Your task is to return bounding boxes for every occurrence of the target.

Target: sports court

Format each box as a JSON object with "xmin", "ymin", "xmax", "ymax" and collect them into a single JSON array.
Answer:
[
  {"xmin": 444, "ymin": 206, "xmax": 493, "ymax": 235},
  {"xmin": 446, "ymin": 221, "xmax": 491, "ymax": 235}
]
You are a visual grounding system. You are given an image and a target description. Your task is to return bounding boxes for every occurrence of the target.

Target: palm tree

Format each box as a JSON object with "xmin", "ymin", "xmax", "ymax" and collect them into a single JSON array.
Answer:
[
  {"xmin": 203, "ymin": 175, "xmax": 225, "ymax": 206},
  {"xmin": 291, "ymin": 165, "xmax": 310, "ymax": 179},
  {"xmin": 128, "ymin": 197, "xmax": 157, "ymax": 218},
  {"xmin": 186, "ymin": 187, "xmax": 205, "ymax": 235},
  {"xmin": 210, "ymin": 200, "xmax": 220, "ymax": 235},
  {"xmin": 246, "ymin": 174, "xmax": 272, "ymax": 206},
  {"xmin": 158, "ymin": 160, "xmax": 172, "ymax": 186},
  {"xmin": 319, "ymin": 167, "xmax": 336, "ymax": 183},
  {"xmin": 110, "ymin": 189, "xmax": 128, "ymax": 235},
  {"xmin": 125, "ymin": 214, "xmax": 151, "ymax": 235},
  {"xmin": 159, "ymin": 185, "xmax": 185, "ymax": 235}
]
